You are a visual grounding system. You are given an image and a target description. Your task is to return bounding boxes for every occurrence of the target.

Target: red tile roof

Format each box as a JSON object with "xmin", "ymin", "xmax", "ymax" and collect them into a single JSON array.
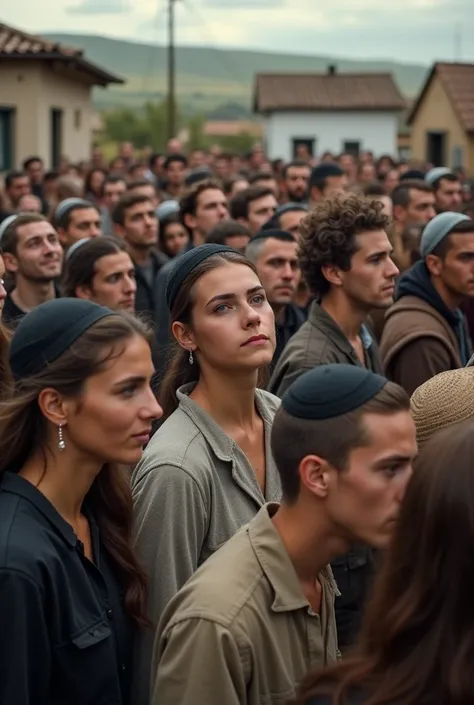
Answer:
[
  {"xmin": 408, "ymin": 62, "xmax": 474, "ymax": 133},
  {"xmin": 254, "ymin": 72, "xmax": 406, "ymax": 113},
  {"xmin": 0, "ymin": 22, "xmax": 123, "ymax": 86}
]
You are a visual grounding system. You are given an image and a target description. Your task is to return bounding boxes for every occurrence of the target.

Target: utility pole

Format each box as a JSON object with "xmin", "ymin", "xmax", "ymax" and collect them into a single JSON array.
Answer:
[{"xmin": 167, "ymin": 0, "xmax": 177, "ymax": 141}]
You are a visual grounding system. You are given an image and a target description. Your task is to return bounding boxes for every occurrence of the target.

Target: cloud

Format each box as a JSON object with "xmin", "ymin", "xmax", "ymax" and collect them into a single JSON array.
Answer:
[{"xmin": 68, "ymin": 0, "xmax": 130, "ymax": 14}]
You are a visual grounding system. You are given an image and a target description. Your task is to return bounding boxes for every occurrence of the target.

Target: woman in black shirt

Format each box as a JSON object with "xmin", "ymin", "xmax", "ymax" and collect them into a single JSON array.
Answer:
[{"xmin": 0, "ymin": 298, "xmax": 162, "ymax": 705}]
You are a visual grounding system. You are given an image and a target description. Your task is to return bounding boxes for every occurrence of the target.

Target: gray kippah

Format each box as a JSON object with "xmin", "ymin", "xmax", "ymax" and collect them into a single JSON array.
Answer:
[
  {"xmin": 420, "ymin": 212, "xmax": 471, "ymax": 258},
  {"xmin": 0, "ymin": 214, "xmax": 20, "ymax": 243},
  {"xmin": 425, "ymin": 167, "xmax": 453, "ymax": 185},
  {"xmin": 55, "ymin": 198, "xmax": 93, "ymax": 222},
  {"xmin": 65, "ymin": 237, "xmax": 91, "ymax": 262},
  {"xmin": 282, "ymin": 364, "xmax": 388, "ymax": 420}
]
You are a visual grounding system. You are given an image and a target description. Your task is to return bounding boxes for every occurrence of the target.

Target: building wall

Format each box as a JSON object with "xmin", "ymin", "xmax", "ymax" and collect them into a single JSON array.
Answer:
[
  {"xmin": 264, "ymin": 111, "xmax": 399, "ymax": 161},
  {"xmin": 0, "ymin": 60, "xmax": 93, "ymax": 170},
  {"xmin": 410, "ymin": 74, "xmax": 472, "ymax": 169}
]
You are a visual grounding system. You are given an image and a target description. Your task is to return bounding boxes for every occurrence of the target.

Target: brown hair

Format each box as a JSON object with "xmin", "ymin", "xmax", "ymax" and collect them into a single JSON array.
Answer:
[
  {"xmin": 294, "ymin": 419, "xmax": 474, "ymax": 705},
  {"xmin": 272, "ymin": 382, "xmax": 410, "ymax": 503},
  {"xmin": 61, "ymin": 236, "xmax": 128, "ymax": 297},
  {"xmin": 0, "ymin": 323, "xmax": 12, "ymax": 400},
  {"xmin": 391, "ymin": 179, "xmax": 433, "ymax": 208},
  {"xmin": 159, "ymin": 251, "xmax": 265, "ymax": 421},
  {"xmin": 1, "ymin": 213, "xmax": 48, "ymax": 255},
  {"xmin": 179, "ymin": 179, "xmax": 224, "ymax": 226},
  {"xmin": 299, "ymin": 194, "xmax": 389, "ymax": 298},
  {"xmin": 0, "ymin": 313, "xmax": 153, "ymax": 626},
  {"xmin": 112, "ymin": 192, "xmax": 155, "ymax": 227}
]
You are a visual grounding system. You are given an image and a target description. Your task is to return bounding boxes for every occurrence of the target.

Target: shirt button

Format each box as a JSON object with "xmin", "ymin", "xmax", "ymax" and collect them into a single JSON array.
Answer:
[{"xmin": 107, "ymin": 609, "xmax": 113, "ymax": 619}]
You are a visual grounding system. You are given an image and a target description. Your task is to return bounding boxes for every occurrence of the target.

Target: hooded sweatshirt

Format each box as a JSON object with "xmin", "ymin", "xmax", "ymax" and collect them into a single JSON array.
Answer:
[{"xmin": 380, "ymin": 260, "xmax": 471, "ymax": 394}]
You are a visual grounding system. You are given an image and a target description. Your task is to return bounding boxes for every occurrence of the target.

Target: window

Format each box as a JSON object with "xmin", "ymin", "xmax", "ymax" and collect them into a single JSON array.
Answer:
[
  {"xmin": 74, "ymin": 109, "xmax": 82, "ymax": 130},
  {"xmin": 0, "ymin": 108, "xmax": 15, "ymax": 171},
  {"xmin": 452, "ymin": 145, "xmax": 464, "ymax": 169},
  {"xmin": 292, "ymin": 138, "xmax": 315, "ymax": 159},
  {"xmin": 426, "ymin": 131, "xmax": 446, "ymax": 167},
  {"xmin": 51, "ymin": 108, "xmax": 63, "ymax": 170},
  {"xmin": 343, "ymin": 141, "xmax": 360, "ymax": 157}
]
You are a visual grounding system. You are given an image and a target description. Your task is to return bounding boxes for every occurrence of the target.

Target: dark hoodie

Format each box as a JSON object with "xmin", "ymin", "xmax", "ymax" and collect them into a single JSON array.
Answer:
[{"xmin": 380, "ymin": 260, "xmax": 471, "ymax": 394}]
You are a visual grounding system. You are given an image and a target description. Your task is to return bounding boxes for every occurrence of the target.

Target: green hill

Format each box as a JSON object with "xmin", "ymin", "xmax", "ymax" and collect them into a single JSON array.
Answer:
[{"xmin": 45, "ymin": 33, "xmax": 428, "ymax": 116}]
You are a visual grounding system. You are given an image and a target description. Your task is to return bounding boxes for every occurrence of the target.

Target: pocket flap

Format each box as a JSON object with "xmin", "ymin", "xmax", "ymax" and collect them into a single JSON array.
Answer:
[{"xmin": 71, "ymin": 622, "xmax": 112, "ymax": 649}]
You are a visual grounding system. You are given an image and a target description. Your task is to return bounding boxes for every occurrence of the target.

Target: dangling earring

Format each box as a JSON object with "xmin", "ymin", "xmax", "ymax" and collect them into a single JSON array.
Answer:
[
  {"xmin": 188, "ymin": 350, "xmax": 194, "ymax": 365},
  {"xmin": 58, "ymin": 424, "xmax": 66, "ymax": 451}
]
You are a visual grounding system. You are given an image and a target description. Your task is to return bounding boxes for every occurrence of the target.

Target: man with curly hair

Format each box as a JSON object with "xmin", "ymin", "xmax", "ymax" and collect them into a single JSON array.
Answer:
[{"xmin": 268, "ymin": 193, "xmax": 399, "ymax": 651}]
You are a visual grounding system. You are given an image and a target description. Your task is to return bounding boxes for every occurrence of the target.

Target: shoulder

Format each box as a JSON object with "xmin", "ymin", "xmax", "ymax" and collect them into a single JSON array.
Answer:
[
  {"xmin": 255, "ymin": 389, "xmax": 281, "ymax": 416},
  {"xmin": 161, "ymin": 524, "xmax": 268, "ymax": 631}
]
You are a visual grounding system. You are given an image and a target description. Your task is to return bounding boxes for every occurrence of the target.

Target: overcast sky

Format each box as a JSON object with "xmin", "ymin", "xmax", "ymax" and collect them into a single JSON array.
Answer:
[{"xmin": 3, "ymin": 0, "xmax": 474, "ymax": 64}]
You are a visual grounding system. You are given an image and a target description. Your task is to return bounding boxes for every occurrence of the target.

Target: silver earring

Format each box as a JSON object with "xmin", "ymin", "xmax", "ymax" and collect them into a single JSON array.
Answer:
[
  {"xmin": 58, "ymin": 424, "xmax": 66, "ymax": 451},
  {"xmin": 188, "ymin": 350, "xmax": 194, "ymax": 365}
]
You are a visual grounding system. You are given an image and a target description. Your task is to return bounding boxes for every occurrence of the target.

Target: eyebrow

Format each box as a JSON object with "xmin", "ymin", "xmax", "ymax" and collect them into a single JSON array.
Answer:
[
  {"xmin": 206, "ymin": 285, "xmax": 265, "ymax": 307},
  {"xmin": 113, "ymin": 375, "xmax": 148, "ymax": 388},
  {"xmin": 374, "ymin": 453, "xmax": 415, "ymax": 468},
  {"xmin": 366, "ymin": 248, "xmax": 393, "ymax": 260}
]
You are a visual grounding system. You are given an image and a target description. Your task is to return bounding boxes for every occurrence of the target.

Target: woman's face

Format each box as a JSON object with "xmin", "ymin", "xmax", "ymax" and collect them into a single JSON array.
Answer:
[
  {"xmin": 90, "ymin": 170, "xmax": 105, "ymax": 195},
  {"xmin": 163, "ymin": 222, "xmax": 189, "ymax": 257},
  {"xmin": 179, "ymin": 262, "xmax": 276, "ymax": 374},
  {"xmin": 65, "ymin": 335, "xmax": 162, "ymax": 465}
]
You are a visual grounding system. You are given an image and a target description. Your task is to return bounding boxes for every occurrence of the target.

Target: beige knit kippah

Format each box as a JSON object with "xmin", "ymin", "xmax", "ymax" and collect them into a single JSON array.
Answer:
[{"xmin": 411, "ymin": 367, "xmax": 474, "ymax": 447}]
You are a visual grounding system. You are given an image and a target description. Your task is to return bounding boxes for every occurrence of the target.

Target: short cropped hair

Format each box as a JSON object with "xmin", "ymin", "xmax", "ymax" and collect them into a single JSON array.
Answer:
[
  {"xmin": 392, "ymin": 180, "xmax": 433, "ymax": 208},
  {"xmin": 299, "ymin": 194, "xmax": 389, "ymax": 298},
  {"xmin": 112, "ymin": 192, "xmax": 154, "ymax": 227},
  {"xmin": 179, "ymin": 179, "xmax": 224, "ymax": 222},
  {"xmin": 229, "ymin": 186, "xmax": 274, "ymax": 220},
  {"xmin": 206, "ymin": 220, "xmax": 251, "ymax": 245},
  {"xmin": 5, "ymin": 170, "xmax": 28, "ymax": 190},
  {"xmin": 272, "ymin": 382, "xmax": 410, "ymax": 503}
]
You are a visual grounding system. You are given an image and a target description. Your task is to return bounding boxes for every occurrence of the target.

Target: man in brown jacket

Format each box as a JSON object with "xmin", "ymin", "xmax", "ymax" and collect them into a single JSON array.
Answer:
[
  {"xmin": 380, "ymin": 212, "xmax": 474, "ymax": 395},
  {"xmin": 153, "ymin": 365, "xmax": 417, "ymax": 705}
]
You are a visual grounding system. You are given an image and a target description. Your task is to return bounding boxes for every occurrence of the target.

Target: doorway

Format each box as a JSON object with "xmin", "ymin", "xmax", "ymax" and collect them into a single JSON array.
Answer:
[
  {"xmin": 51, "ymin": 108, "xmax": 63, "ymax": 169},
  {"xmin": 292, "ymin": 138, "xmax": 315, "ymax": 160},
  {"xmin": 426, "ymin": 131, "xmax": 446, "ymax": 167}
]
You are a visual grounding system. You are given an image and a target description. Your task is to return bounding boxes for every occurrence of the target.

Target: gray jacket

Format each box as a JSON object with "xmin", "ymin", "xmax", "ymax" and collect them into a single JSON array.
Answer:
[{"xmin": 131, "ymin": 383, "xmax": 281, "ymax": 704}]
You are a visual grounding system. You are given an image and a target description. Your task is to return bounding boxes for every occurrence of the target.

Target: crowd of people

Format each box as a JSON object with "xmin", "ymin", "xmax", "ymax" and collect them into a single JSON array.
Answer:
[{"xmin": 1, "ymin": 137, "xmax": 474, "ymax": 705}]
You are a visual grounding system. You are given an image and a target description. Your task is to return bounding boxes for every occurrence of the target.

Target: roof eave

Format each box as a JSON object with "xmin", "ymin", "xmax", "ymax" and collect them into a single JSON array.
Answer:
[
  {"xmin": 256, "ymin": 105, "xmax": 406, "ymax": 113},
  {"xmin": 1, "ymin": 52, "xmax": 124, "ymax": 85}
]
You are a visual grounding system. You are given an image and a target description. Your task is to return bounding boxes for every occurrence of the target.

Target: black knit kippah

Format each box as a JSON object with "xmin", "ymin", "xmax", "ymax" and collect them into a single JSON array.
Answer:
[
  {"xmin": 165, "ymin": 244, "xmax": 236, "ymax": 311},
  {"xmin": 9, "ymin": 298, "xmax": 115, "ymax": 380},
  {"xmin": 282, "ymin": 364, "xmax": 388, "ymax": 419},
  {"xmin": 250, "ymin": 229, "xmax": 296, "ymax": 244}
]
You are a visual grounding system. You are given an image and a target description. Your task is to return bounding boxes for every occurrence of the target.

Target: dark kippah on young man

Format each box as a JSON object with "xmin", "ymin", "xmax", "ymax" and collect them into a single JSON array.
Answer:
[{"xmin": 151, "ymin": 364, "xmax": 417, "ymax": 705}]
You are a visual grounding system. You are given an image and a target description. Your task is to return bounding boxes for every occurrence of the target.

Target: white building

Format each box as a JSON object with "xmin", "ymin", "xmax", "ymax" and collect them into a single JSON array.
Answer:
[{"xmin": 254, "ymin": 67, "xmax": 406, "ymax": 161}]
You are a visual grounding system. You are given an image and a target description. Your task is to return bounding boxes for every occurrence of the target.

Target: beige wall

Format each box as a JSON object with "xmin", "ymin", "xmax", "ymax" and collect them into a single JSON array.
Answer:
[
  {"xmin": 0, "ymin": 60, "xmax": 93, "ymax": 170},
  {"xmin": 410, "ymin": 74, "xmax": 473, "ymax": 170}
]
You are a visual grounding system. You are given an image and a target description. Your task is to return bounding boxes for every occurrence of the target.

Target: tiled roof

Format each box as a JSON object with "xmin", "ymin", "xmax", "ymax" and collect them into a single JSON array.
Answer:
[
  {"xmin": 0, "ymin": 22, "xmax": 123, "ymax": 85},
  {"xmin": 254, "ymin": 72, "xmax": 406, "ymax": 113},
  {"xmin": 408, "ymin": 62, "xmax": 474, "ymax": 133}
]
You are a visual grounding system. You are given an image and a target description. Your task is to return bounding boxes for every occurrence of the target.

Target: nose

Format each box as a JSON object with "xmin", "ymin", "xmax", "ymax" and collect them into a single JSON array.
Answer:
[
  {"xmin": 281, "ymin": 262, "xmax": 294, "ymax": 280},
  {"xmin": 218, "ymin": 204, "xmax": 229, "ymax": 218},
  {"xmin": 242, "ymin": 301, "xmax": 261, "ymax": 327},
  {"xmin": 143, "ymin": 389, "xmax": 163, "ymax": 422},
  {"xmin": 124, "ymin": 275, "xmax": 137, "ymax": 294},
  {"xmin": 387, "ymin": 257, "xmax": 399, "ymax": 278},
  {"xmin": 90, "ymin": 224, "xmax": 101, "ymax": 237}
]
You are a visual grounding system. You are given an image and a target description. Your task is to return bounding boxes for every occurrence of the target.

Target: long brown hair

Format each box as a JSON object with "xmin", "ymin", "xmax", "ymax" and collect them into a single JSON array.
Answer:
[
  {"xmin": 294, "ymin": 419, "xmax": 474, "ymax": 705},
  {"xmin": 0, "ymin": 313, "xmax": 152, "ymax": 626},
  {"xmin": 0, "ymin": 322, "xmax": 12, "ymax": 399},
  {"xmin": 160, "ymin": 251, "xmax": 267, "ymax": 421}
]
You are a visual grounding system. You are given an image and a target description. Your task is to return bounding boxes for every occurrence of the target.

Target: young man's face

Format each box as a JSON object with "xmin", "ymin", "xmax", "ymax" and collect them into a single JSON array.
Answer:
[
  {"xmin": 247, "ymin": 194, "xmax": 278, "ymax": 235},
  {"xmin": 336, "ymin": 230, "xmax": 399, "ymax": 310},
  {"xmin": 60, "ymin": 208, "xmax": 102, "ymax": 247},
  {"xmin": 103, "ymin": 181, "xmax": 127, "ymax": 211},
  {"xmin": 77, "ymin": 252, "xmax": 137, "ymax": 312},
  {"xmin": 326, "ymin": 410, "xmax": 417, "ymax": 549},
  {"xmin": 120, "ymin": 200, "xmax": 158, "ymax": 249},
  {"xmin": 255, "ymin": 237, "xmax": 301, "ymax": 308},
  {"xmin": 186, "ymin": 188, "xmax": 229, "ymax": 238},
  {"xmin": 428, "ymin": 232, "xmax": 474, "ymax": 300},
  {"xmin": 166, "ymin": 160, "xmax": 186, "ymax": 187},
  {"xmin": 7, "ymin": 176, "xmax": 31, "ymax": 206},
  {"xmin": 284, "ymin": 165, "xmax": 310, "ymax": 202},
  {"xmin": 26, "ymin": 160, "xmax": 44, "ymax": 185},
  {"xmin": 5, "ymin": 221, "xmax": 63, "ymax": 282},
  {"xmin": 397, "ymin": 188, "xmax": 436, "ymax": 226},
  {"xmin": 435, "ymin": 177, "xmax": 462, "ymax": 212}
]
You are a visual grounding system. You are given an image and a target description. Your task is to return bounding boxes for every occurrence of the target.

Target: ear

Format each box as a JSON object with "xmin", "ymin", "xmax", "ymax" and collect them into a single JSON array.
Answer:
[
  {"xmin": 2, "ymin": 251, "xmax": 19, "ymax": 275},
  {"xmin": 37, "ymin": 388, "xmax": 70, "ymax": 427},
  {"xmin": 184, "ymin": 213, "xmax": 197, "ymax": 232},
  {"xmin": 75, "ymin": 285, "xmax": 93, "ymax": 301},
  {"xmin": 113, "ymin": 224, "xmax": 126, "ymax": 239},
  {"xmin": 321, "ymin": 263, "xmax": 344, "ymax": 288},
  {"xmin": 310, "ymin": 186, "xmax": 320, "ymax": 203},
  {"xmin": 299, "ymin": 455, "xmax": 330, "ymax": 499},
  {"xmin": 57, "ymin": 228, "xmax": 69, "ymax": 248},
  {"xmin": 171, "ymin": 321, "xmax": 196, "ymax": 352},
  {"xmin": 425, "ymin": 253, "xmax": 443, "ymax": 277},
  {"xmin": 393, "ymin": 204, "xmax": 405, "ymax": 224}
]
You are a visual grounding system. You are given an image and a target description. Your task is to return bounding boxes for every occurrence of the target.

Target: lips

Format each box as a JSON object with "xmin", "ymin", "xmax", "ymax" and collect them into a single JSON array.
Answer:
[
  {"xmin": 132, "ymin": 430, "xmax": 151, "ymax": 444},
  {"xmin": 241, "ymin": 334, "xmax": 270, "ymax": 347}
]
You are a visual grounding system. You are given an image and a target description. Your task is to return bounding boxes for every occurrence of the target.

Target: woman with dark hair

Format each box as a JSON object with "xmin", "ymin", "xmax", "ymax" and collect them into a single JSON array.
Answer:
[
  {"xmin": 85, "ymin": 167, "xmax": 106, "ymax": 205},
  {"xmin": 131, "ymin": 244, "xmax": 281, "ymax": 703},
  {"xmin": 0, "ymin": 298, "xmax": 162, "ymax": 705},
  {"xmin": 157, "ymin": 211, "xmax": 189, "ymax": 258},
  {"xmin": 295, "ymin": 419, "xmax": 474, "ymax": 705}
]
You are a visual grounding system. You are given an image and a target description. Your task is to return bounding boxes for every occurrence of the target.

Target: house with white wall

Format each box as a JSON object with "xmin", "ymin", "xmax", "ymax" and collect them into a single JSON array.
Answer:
[{"xmin": 254, "ymin": 67, "xmax": 406, "ymax": 161}]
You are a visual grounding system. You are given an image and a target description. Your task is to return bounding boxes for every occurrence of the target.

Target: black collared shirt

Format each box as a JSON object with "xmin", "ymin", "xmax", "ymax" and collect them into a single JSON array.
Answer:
[{"xmin": 0, "ymin": 472, "xmax": 133, "ymax": 705}]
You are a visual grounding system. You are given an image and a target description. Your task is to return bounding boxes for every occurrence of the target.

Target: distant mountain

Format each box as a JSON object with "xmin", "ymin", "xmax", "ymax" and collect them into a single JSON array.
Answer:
[{"xmin": 45, "ymin": 33, "xmax": 429, "ymax": 115}]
